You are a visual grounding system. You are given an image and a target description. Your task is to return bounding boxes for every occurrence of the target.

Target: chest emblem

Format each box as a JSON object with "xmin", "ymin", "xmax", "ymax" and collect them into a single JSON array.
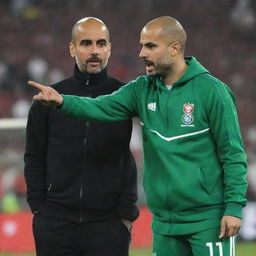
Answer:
[
  {"xmin": 181, "ymin": 103, "xmax": 195, "ymax": 126},
  {"xmin": 147, "ymin": 102, "xmax": 156, "ymax": 111}
]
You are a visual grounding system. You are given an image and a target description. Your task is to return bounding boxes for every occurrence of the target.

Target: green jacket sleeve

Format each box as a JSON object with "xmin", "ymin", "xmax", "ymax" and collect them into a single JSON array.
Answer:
[
  {"xmin": 60, "ymin": 80, "xmax": 138, "ymax": 121},
  {"xmin": 205, "ymin": 78, "xmax": 247, "ymax": 218}
]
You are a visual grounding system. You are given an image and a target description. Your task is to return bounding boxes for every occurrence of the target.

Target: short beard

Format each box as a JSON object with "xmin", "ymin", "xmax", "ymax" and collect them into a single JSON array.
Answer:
[
  {"xmin": 85, "ymin": 68, "xmax": 102, "ymax": 74},
  {"xmin": 83, "ymin": 63, "xmax": 104, "ymax": 74},
  {"xmin": 148, "ymin": 64, "xmax": 172, "ymax": 81}
]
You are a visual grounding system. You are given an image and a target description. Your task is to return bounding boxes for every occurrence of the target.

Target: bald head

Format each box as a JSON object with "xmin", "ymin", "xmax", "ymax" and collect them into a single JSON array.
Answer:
[
  {"xmin": 142, "ymin": 16, "xmax": 187, "ymax": 52},
  {"xmin": 71, "ymin": 17, "xmax": 110, "ymax": 44},
  {"xmin": 69, "ymin": 17, "xmax": 111, "ymax": 74}
]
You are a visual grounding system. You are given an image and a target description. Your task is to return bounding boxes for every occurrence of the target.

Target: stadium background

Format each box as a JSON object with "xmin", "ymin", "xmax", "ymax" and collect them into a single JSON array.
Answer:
[{"xmin": 0, "ymin": 0, "xmax": 256, "ymax": 255}]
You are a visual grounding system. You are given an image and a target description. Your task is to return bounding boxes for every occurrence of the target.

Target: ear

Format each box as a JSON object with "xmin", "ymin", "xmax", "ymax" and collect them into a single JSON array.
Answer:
[
  {"xmin": 69, "ymin": 42, "xmax": 76, "ymax": 58},
  {"xmin": 169, "ymin": 42, "xmax": 181, "ymax": 57},
  {"xmin": 108, "ymin": 42, "xmax": 112, "ymax": 57}
]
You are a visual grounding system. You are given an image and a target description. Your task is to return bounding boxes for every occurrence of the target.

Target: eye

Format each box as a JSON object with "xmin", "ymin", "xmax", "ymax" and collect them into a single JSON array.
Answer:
[
  {"xmin": 98, "ymin": 40, "xmax": 107, "ymax": 47},
  {"xmin": 146, "ymin": 43, "xmax": 157, "ymax": 48},
  {"xmin": 80, "ymin": 40, "xmax": 91, "ymax": 46}
]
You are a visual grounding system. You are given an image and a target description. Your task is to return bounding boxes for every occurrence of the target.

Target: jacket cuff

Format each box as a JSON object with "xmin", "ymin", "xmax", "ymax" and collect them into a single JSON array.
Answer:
[
  {"xmin": 28, "ymin": 200, "xmax": 44, "ymax": 214},
  {"xmin": 59, "ymin": 94, "xmax": 69, "ymax": 110},
  {"xmin": 224, "ymin": 203, "xmax": 244, "ymax": 219}
]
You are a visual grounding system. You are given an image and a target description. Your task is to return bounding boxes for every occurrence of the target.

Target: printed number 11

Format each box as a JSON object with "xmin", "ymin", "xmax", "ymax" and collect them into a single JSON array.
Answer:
[{"xmin": 206, "ymin": 242, "xmax": 223, "ymax": 256}]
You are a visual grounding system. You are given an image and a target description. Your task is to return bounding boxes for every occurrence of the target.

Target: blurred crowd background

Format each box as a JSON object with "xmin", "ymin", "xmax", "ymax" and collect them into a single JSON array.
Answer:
[{"xmin": 0, "ymin": 0, "xmax": 256, "ymax": 239}]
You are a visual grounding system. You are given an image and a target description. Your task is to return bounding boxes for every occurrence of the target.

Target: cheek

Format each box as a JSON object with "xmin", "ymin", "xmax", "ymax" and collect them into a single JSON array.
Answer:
[
  {"xmin": 152, "ymin": 49, "xmax": 164, "ymax": 60},
  {"xmin": 158, "ymin": 51, "xmax": 171, "ymax": 64},
  {"xmin": 76, "ymin": 48, "xmax": 90, "ymax": 59},
  {"xmin": 101, "ymin": 49, "xmax": 111, "ymax": 58}
]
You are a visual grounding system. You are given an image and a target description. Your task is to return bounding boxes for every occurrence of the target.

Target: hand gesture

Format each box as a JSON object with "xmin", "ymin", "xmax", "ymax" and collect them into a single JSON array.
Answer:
[
  {"xmin": 28, "ymin": 81, "xmax": 63, "ymax": 107},
  {"xmin": 219, "ymin": 215, "xmax": 241, "ymax": 239}
]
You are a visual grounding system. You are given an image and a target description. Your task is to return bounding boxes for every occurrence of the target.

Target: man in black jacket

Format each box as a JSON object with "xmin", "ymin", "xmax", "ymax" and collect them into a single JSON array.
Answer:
[{"xmin": 24, "ymin": 17, "xmax": 139, "ymax": 256}]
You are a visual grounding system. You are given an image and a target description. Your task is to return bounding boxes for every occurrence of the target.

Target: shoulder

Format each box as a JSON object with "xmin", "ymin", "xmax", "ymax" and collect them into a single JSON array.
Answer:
[
  {"xmin": 109, "ymin": 75, "xmax": 150, "ymax": 93},
  {"xmin": 195, "ymin": 74, "xmax": 236, "ymax": 108},
  {"xmin": 195, "ymin": 74, "xmax": 234, "ymax": 98},
  {"xmin": 51, "ymin": 76, "xmax": 76, "ymax": 93},
  {"xmin": 106, "ymin": 75, "xmax": 125, "ymax": 91},
  {"xmin": 135, "ymin": 75, "xmax": 150, "ymax": 84},
  {"xmin": 124, "ymin": 75, "xmax": 150, "ymax": 88},
  {"xmin": 121, "ymin": 76, "xmax": 150, "ymax": 93}
]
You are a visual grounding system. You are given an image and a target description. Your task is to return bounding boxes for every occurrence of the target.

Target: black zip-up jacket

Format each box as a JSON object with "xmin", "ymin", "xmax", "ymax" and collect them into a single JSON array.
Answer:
[{"xmin": 24, "ymin": 65, "xmax": 139, "ymax": 223}]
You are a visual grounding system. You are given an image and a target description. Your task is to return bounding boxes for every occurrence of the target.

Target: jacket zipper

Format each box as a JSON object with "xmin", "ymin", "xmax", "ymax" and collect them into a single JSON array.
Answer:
[
  {"xmin": 84, "ymin": 76, "xmax": 91, "ymax": 146},
  {"xmin": 79, "ymin": 183, "xmax": 84, "ymax": 221},
  {"xmin": 165, "ymin": 88, "xmax": 173, "ymax": 132},
  {"xmin": 79, "ymin": 77, "xmax": 91, "ymax": 222},
  {"xmin": 79, "ymin": 182, "xmax": 84, "ymax": 222},
  {"xmin": 48, "ymin": 183, "xmax": 52, "ymax": 191}
]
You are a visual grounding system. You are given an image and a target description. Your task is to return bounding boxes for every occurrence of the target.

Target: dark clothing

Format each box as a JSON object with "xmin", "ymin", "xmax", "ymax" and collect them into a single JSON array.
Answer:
[
  {"xmin": 24, "ymin": 65, "xmax": 139, "ymax": 224},
  {"xmin": 33, "ymin": 214, "xmax": 130, "ymax": 256}
]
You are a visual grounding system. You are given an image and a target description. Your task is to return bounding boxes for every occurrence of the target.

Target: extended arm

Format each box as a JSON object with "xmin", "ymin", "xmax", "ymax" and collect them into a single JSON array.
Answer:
[{"xmin": 28, "ymin": 80, "xmax": 138, "ymax": 121}]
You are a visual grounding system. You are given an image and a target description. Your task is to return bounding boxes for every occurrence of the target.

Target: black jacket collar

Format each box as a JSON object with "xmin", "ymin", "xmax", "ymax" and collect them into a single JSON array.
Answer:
[{"xmin": 73, "ymin": 64, "xmax": 108, "ymax": 85}]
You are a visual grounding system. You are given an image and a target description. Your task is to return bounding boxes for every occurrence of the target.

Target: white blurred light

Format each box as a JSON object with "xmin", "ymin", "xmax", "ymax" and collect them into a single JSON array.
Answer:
[{"xmin": 2, "ymin": 220, "xmax": 18, "ymax": 237}]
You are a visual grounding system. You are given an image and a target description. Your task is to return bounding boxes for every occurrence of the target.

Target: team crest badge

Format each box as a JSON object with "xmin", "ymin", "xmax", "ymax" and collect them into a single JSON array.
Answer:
[
  {"xmin": 181, "ymin": 103, "xmax": 195, "ymax": 126},
  {"xmin": 183, "ymin": 103, "xmax": 194, "ymax": 114}
]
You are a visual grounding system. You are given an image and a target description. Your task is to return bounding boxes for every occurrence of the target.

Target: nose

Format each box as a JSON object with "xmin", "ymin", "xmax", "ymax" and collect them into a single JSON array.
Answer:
[
  {"xmin": 91, "ymin": 44, "xmax": 99, "ymax": 55},
  {"xmin": 139, "ymin": 47, "xmax": 146, "ymax": 59}
]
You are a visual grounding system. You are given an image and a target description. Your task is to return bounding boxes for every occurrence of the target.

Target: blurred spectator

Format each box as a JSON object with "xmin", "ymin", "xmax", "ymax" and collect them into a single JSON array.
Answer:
[
  {"xmin": 47, "ymin": 67, "xmax": 64, "ymax": 84},
  {"xmin": 11, "ymin": 97, "xmax": 30, "ymax": 118},
  {"xmin": 9, "ymin": 0, "xmax": 31, "ymax": 17},
  {"xmin": 26, "ymin": 57, "xmax": 48, "ymax": 83},
  {"xmin": 247, "ymin": 162, "xmax": 256, "ymax": 200},
  {"xmin": 0, "ymin": 61, "xmax": 9, "ymax": 90},
  {"xmin": 230, "ymin": 0, "xmax": 255, "ymax": 30}
]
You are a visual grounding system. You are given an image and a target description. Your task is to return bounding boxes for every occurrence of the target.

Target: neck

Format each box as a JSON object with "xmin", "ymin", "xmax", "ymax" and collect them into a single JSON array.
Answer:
[{"xmin": 164, "ymin": 58, "xmax": 187, "ymax": 85}]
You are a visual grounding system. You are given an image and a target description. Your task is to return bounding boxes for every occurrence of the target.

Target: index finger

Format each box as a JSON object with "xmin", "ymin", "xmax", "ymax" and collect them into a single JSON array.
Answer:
[
  {"xmin": 28, "ymin": 80, "xmax": 47, "ymax": 92},
  {"xmin": 219, "ymin": 219, "xmax": 227, "ymax": 239}
]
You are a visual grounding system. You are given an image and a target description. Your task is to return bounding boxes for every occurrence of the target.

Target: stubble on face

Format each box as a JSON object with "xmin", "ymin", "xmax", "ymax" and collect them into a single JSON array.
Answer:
[
  {"xmin": 140, "ymin": 16, "xmax": 187, "ymax": 81},
  {"xmin": 140, "ymin": 27, "xmax": 173, "ymax": 80},
  {"xmin": 146, "ymin": 57, "xmax": 174, "ymax": 80},
  {"xmin": 140, "ymin": 36, "xmax": 174, "ymax": 80},
  {"xmin": 82, "ymin": 55, "xmax": 104, "ymax": 74},
  {"xmin": 71, "ymin": 18, "xmax": 111, "ymax": 74}
]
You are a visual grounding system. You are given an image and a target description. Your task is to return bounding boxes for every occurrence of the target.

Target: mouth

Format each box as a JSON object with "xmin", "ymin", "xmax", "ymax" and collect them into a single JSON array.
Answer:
[
  {"xmin": 86, "ymin": 58, "xmax": 102, "ymax": 66},
  {"xmin": 143, "ymin": 60, "xmax": 155, "ymax": 73}
]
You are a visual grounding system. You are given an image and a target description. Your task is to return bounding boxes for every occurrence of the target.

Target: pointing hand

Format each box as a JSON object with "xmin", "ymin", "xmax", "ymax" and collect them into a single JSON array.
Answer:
[{"xmin": 28, "ymin": 80, "xmax": 64, "ymax": 107}]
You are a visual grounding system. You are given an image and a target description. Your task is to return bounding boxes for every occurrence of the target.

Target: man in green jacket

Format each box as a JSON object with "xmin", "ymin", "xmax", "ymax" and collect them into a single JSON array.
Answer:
[{"xmin": 28, "ymin": 16, "xmax": 247, "ymax": 256}]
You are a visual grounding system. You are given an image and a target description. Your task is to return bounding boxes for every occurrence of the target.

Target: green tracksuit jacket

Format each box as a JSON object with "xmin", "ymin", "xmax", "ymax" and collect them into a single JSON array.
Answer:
[{"xmin": 60, "ymin": 57, "xmax": 247, "ymax": 235}]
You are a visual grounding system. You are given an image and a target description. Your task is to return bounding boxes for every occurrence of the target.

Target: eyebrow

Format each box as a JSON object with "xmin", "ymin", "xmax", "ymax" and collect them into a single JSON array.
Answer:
[
  {"xmin": 141, "ymin": 42, "xmax": 157, "ymax": 47},
  {"xmin": 97, "ymin": 39, "xmax": 107, "ymax": 44},
  {"xmin": 80, "ymin": 39, "xmax": 108, "ymax": 44}
]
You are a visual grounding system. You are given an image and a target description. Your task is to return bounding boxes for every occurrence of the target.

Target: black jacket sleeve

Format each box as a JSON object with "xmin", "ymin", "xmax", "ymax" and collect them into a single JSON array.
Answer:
[
  {"xmin": 24, "ymin": 101, "xmax": 49, "ymax": 213},
  {"xmin": 115, "ymin": 150, "xmax": 139, "ymax": 222}
]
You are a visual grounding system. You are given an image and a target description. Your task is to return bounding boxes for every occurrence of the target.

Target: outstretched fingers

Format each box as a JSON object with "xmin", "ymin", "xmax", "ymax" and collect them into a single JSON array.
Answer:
[
  {"xmin": 27, "ymin": 80, "xmax": 64, "ymax": 106},
  {"xmin": 33, "ymin": 92, "xmax": 46, "ymax": 101},
  {"xmin": 28, "ymin": 80, "xmax": 47, "ymax": 92}
]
